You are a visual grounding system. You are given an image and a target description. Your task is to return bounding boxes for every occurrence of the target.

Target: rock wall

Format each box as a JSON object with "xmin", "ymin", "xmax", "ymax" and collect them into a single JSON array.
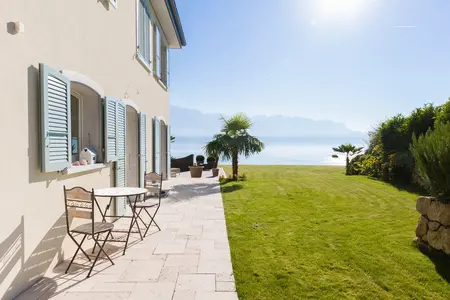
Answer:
[{"xmin": 416, "ymin": 196, "xmax": 450, "ymax": 254}]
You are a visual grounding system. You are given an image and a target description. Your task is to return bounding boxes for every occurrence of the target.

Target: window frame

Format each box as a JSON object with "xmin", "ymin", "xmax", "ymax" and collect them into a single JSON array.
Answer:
[
  {"xmin": 70, "ymin": 92, "xmax": 83, "ymax": 162},
  {"xmin": 136, "ymin": 0, "xmax": 153, "ymax": 72}
]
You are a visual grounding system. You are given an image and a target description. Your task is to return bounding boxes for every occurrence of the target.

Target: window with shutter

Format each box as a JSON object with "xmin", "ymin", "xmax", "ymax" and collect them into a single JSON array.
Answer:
[
  {"xmin": 39, "ymin": 63, "xmax": 72, "ymax": 173},
  {"xmin": 115, "ymin": 101, "xmax": 127, "ymax": 216},
  {"xmin": 139, "ymin": 113, "xmax": 147, "ymax": 187},
  {"xmin": 137, "ymin": 0, "xmax": 152, "ymax": 70},
  {"xmin": 153, "ymin": 118, "xmax": 161, "ymax": 174},
  {"xmin": 104, "ymin": 97, "xmax": 118, "ymax": 162},
  {"xmin": 155, "ymin": 26, "xmax": 161, "ymax": 78}
]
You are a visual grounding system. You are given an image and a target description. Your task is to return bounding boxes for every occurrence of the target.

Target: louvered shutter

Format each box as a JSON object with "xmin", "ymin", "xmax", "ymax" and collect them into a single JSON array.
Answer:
[
  {"xmin": 139, "ymin": 113, "xmax": 147, "ymax": 187},
  {"xmin": 39, "ymin": 63, "xmax": 71, "ymax": 173},
  {"xmin": 153, "ymin": 118, "xmax": 161, "ymax": 174},
  {"xmin": 104, "ymin": 97, "xmax": 118, "ymax": 162},
  {"xmin": 167, "ymin": 125, "xmax": 171, "ymax": 178},
  {"xmin": 115, "ymin": 101, "xmax": 127, "ymax": 216}
]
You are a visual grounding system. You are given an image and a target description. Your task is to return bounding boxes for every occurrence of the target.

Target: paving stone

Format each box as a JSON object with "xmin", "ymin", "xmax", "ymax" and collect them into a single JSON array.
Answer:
[
  {"xmin": 216, "ymin": 281, "xmax": 236, "ymax": 292},
  {"xmin": 120, "ymin": 259, "xmax": 164, "ymax": 281},
  {"xmin": 129, "ymin": 282, "xmax": 175, "ymax": 300},
  {"xmin": 173, "ymin": 291, "xmax": 196, "ymax": 300},
  {"xmin": 91, "ymin": 282, "xmax": 136, "ymax": 292},
  {"xmin": 53, "ymin": 292, "xmax": 131, "ymax": 300},
  {"xmin": 176, "ymin": 274, "xmax": 216, "ymax": 292},
  {"xmin": 165, "ymin": 254, "xmax": 199, "ymax": 267},
  {"xmin": 154, "ymin": 240, "xmax": 187, "ymax": 254},
  {"xmin": 195, "ymin": 292, "xmax": 239, "ymax": 300}
]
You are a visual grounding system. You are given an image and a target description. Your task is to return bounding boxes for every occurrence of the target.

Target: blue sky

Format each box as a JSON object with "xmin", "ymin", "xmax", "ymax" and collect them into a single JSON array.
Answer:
[{"xmin": 169, "ymin": 0, "xmax": 450, "ymax": 132}]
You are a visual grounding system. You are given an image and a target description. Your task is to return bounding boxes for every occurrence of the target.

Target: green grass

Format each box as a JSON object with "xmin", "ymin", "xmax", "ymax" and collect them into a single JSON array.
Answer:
[{"xmin": 221, "ymin": 165, "xmax": 450, "ymax": 300}]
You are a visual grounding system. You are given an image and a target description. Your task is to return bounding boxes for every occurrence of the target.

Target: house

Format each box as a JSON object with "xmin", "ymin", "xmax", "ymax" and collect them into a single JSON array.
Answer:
[{"xmin": 0, "ymin": 0, "xmax": 186, "ymax": 298}]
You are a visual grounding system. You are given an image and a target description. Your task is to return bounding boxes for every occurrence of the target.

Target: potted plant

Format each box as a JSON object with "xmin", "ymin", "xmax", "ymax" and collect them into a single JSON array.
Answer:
[
  {"xmin": 189, "ymin": 165, "xmax": 204, "ymax": 178},
  {"xmin": 411, "ymin": 122, "xmax": 450, "ymax": 254},
  {"xmin": 196, "ymin": 155, "xmax": 205, "ymax": 166},
  {"xmin": 206, "ymin": 156, "xmax": 215, "ymax": 170}
]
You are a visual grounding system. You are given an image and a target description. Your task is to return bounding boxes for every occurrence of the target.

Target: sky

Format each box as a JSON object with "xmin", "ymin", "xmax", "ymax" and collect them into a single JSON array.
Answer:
[{"xmin": 169, "ymin": 0, "xmax": 450, "ymax": 133}]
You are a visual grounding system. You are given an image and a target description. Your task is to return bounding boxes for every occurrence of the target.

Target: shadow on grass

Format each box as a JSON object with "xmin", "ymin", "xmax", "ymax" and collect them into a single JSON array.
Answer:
[
  {"xmin": 367, "ymin": 176, "xmax": 427, "ymax": 195},
  {"xmin": 418, "ymin": 242, "xmax": 450, "ymax": 283},
  {"xmin": 221, "ymin": 184, "xmax": 243, "ymax": 193}
]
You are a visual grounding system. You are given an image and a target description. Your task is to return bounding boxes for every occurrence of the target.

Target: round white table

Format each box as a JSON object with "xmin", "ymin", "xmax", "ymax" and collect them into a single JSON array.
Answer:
[{"xmin": 94, "ymin": 187, "xmax": 148, "ymax": 255}]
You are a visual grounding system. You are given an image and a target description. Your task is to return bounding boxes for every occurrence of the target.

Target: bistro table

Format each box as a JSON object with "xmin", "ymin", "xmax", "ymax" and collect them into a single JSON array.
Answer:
[{"xmin": 94, "ymin": 187, "xmax": 148, "ymax": 255}]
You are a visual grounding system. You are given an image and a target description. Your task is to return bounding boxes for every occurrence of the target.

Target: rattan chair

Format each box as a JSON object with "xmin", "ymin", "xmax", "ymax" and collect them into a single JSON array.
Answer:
[
  {"xmin": 134, "ymin": 172, "xmax": 162, "ymax": 236},
  {"xmin": 63, "ymin": 186, "xmax": 114, "ymax": 277}
]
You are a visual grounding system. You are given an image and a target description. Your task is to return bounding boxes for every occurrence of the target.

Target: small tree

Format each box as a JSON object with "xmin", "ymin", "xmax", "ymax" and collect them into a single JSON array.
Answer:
[
  {"xmin": 411, "ymin": 122, "xmax": 450, "ymax": 202},
  {"xmin": 332, "ymin": 144, "xmax": 363, "ymax": 175},
  {"xmin": 204, "ymin": 113, "xmax": 264, "ymax": 180}
]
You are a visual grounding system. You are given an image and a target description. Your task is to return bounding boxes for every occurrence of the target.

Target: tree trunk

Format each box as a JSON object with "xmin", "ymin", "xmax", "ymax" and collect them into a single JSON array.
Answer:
[
  {"xmin": 232, "ymin": 151, "xmax": 238, "ymax": 180},
  {"xmin": 345, "ymin": 153, "xmax": 350, "ymax": 175}
]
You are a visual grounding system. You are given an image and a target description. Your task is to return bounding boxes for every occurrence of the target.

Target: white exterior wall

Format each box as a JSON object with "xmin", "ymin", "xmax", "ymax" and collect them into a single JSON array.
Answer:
[{"xmin": 0, "ymin": 0, "xmax": 176, "ymax": 298}]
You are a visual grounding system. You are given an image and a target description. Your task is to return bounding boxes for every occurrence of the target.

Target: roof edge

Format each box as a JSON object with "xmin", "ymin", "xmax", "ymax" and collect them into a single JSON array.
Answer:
[{"xmin": 165, "ymin": 0, "xmax": 186, "ymax": 47}]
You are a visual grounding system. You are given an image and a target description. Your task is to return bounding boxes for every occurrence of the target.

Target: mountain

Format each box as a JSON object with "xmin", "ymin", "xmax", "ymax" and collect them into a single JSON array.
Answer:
[{"xmin": 170, "ymin": 105, "xmax": 365, "ymax": 138}]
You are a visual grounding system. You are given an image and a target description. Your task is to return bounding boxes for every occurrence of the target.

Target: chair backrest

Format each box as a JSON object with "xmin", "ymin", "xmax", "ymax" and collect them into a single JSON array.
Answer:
[
  {"xmin": 63, "ymin": 186, "xmax": 95, "ymax": 234},
  {"xmin": 144, "ymin": 172, "xmax": 163, "ymax": 204}
]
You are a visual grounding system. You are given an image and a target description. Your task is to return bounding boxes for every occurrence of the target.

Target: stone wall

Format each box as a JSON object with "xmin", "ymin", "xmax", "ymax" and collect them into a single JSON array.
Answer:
[{"xmin": 416, "ymin": 196, "xmax": 450, "ymax": 254}]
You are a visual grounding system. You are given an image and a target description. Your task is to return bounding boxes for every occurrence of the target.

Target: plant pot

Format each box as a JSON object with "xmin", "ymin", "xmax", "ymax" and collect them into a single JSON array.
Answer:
[
  {"xmin": 189, "ymin": 166, "xmax": 204, "ymax": 178},
  {"xmin": 212, "ymin": 168, "xmax": 220, "ymax": 177}
]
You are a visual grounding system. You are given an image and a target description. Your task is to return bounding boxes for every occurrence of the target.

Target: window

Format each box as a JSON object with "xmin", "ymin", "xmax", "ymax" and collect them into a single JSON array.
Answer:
[
  {"xmin": 155, "ymin": 26, "xmax": 161, "ymax": 77},
  {"xmin": 71, "ymin": 95, "xmax": 80, "ymax": 161},
  {"xmin": 70, "ymin": 84, "xmax": 104, "ymax": 165},
  {"xmin": 137, "ymin": 0, "xmax": 152, "ymax": 69},
  {"xmin": 154, "ymin": 25, "xmax": 169, "ymax": 86}
]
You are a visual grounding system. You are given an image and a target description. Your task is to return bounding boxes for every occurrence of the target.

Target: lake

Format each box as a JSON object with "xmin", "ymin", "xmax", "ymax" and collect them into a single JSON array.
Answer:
[{"xmin": 171, "ymin": 136, "xmax": 367, "ymax": 166}]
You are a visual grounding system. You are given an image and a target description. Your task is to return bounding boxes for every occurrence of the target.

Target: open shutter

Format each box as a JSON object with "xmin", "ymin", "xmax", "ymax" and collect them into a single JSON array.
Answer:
[
  {"xmin": 153, "ymin": 118, "xmax": 161, "ymax": 174},
  {"xmin": 167, "ymin": 125, "xmax": 171, "ymax": 178},
  {"xmin": 39, "ymin": 63, "xmax": 71, "ymax": 172},
  {"xmin": 115, "ymin": 101, "xmax": 127, "ymax": 216},
  {"xmin": 139, "ymin": 113, "xmax": 147, "ymax": 187},
  {"xmin": 104, "ymin": 97, "xmax": 118, "ymax": 162}
]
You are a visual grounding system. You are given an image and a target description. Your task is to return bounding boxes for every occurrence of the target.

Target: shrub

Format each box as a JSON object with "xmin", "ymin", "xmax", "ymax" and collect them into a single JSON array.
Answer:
[
  {"xmin": 411, "ymin": 122, "xmax": 450, "ymax": 202},
  {"xmin": 196, "ymin": 155, "xmax": 205, "ymax": 164},
  {"xmin": 238, "ymin": 173, "xmax": 248, "ymax": 181},
  {"xmin": 207, "ymin": 156, "xmax": 216, "ymax": 163}
]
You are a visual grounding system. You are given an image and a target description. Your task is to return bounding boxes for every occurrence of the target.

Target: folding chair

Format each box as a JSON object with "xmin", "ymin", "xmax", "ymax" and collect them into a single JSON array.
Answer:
[
  {"xmin": 63, "ymin": 186, "xmax": 115, "ymax": 278},
  {"xmin": 134, "ymin": 172, "xmax": 162, "ymax": 236}
]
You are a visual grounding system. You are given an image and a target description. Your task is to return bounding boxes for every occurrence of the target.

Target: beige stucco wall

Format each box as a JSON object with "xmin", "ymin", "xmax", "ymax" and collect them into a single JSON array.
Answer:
[{"xmin": 0, "ymin": 0, "xmax": 173, "ymax": 298}]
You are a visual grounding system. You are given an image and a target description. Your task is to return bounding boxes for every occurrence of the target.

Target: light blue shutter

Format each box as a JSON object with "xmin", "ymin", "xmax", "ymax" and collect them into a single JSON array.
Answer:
[
  {"xmin": 154, "ymin": 118, "xmax": 161, "ymax": 174},
  {"xmin": 104, "ymin": 97, "xmax": 118, "ymax": 162},
  {"xmin": 167, "ymin": 49, "xmax": 170, "ymax": 87},
  {"xmin": 167, "ymin": 125, "xmax": 171, "ymax": 177},
  {"xmin": 156, "ymin": 27, "xmax": 161, "ymax": 77},
  {"xmin": 115, "ymin": 101, "xmax": 127, "ymax": 216},
  {"xmin": 39, "ymin": 63, "xmax": 71, "ymax": 172},
  {"xmin": 139, "ymin": 113, "xmax": 147, "ymax": 187},
  {"xmin": 138, "ymin": 0, "xmax": 145, "ymax": 58}
]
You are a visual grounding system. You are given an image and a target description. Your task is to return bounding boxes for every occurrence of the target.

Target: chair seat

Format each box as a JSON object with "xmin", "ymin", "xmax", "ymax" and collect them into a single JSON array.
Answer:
[
  {"xmin": 71, "ymin": 222, "xmax": 114, "ymax": 234},
  {"xmin": 135, "ymin": 199, "xmax": 159, "ymax": 208}
]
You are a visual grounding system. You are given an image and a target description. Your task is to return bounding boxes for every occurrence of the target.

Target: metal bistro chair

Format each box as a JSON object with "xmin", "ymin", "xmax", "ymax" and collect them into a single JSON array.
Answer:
[
  {"xmin": 134, "ymin": 172, "xmax": 163, "ymax": 236},
  {"xmin": 63, "ymin": 186, "xmax": 114, "ymax": 277}
]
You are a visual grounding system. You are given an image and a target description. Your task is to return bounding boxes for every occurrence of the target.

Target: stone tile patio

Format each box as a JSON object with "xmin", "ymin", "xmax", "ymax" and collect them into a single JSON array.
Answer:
[{"xmin": 17, "ymin": 169, "xmax": 238, "ymax": 300}]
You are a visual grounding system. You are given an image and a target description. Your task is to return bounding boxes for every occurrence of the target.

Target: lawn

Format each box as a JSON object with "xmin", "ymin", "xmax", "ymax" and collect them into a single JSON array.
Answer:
[{"xmin": 221, "ymin": 165, "xmax": 450, "ymax": 300}]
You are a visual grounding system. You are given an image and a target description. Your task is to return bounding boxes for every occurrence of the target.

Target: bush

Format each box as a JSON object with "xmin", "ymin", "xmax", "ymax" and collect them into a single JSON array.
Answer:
[
  {"xmin": 411, "ymin": 122, "xmax": 450, "ymax": 202},
  {"xmin": 207, "ymin": 156, "xmax": 216, "ymax": 163},
  {"xmin": 196, "ymin": 155, "xmax": 205, "ymax": 164}
]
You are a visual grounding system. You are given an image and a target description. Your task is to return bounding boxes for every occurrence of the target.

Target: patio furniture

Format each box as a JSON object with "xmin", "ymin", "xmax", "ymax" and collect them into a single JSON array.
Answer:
[
  {"xmin": 170, "ymin": 167, "xmax": 181, "ymax": 177},
  {"xmin": 63, "ymin": 186, "xmax": 114, "ymax": 278},
  {"xmin": 94, "ymin": 187, "xmax": 148, "ymax": 255},
  {"xmin": 134, "ymin": 172, "xmax": 163, "ymax": 236}
]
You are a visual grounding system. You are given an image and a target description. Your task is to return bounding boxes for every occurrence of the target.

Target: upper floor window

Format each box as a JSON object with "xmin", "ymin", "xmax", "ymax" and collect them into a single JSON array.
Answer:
[
  {"xmin": 137, "ymin": 0, "xmax": 152, "ymax": 69},
  {"xmin": 154, "ymin": 26, "xmax": 169, "ymax": 87}
]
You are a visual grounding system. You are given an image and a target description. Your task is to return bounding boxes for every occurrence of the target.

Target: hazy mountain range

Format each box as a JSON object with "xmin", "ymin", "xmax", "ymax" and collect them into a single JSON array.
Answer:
[{"xmin": 170, "ymin": 105, "xmax": 366, "ymax": 138}]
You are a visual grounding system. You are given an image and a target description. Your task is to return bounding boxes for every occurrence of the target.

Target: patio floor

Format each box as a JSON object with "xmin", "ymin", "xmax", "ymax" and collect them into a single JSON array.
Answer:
[{"xmin": 17, "ymin": 169, "xmax": 238, "ymax": 300}]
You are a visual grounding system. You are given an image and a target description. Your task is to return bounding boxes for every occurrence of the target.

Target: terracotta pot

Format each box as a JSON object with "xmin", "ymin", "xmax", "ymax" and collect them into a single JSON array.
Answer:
[
  {"xmin": 212, "ymin": 168, "xmax": 219, "ymax": 177},
  {"xmin": 189, "ymin": 166, "xmax": 204, "ymax": 178}
]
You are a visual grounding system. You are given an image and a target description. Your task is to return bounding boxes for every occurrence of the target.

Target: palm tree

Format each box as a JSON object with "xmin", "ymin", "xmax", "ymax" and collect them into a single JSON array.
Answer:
[
  {"xmin": 332, "ymin": 144, "xmax": 363, "ymax": 175},
  {"xmin": 204, "ymin": 113, "xmax": 264, "ymax": 180}
]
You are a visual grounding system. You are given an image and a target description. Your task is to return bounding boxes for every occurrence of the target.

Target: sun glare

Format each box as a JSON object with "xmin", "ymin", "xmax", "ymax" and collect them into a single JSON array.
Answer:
[{"xmin": 316, "ymin": 0, "xmax": 367, "ymax": 20}]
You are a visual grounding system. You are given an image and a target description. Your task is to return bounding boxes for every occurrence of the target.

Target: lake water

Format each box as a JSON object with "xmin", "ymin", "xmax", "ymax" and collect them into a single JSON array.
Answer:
[{"xmin": 171, "ymin": 136, "xmax": 367, "ymax": 166}]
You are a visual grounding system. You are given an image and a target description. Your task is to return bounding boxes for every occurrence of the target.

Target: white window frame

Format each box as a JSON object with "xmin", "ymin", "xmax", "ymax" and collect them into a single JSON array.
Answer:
[{"xmin": 136, "ymin": 0, "xmax": 153, "ymax": 72}]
